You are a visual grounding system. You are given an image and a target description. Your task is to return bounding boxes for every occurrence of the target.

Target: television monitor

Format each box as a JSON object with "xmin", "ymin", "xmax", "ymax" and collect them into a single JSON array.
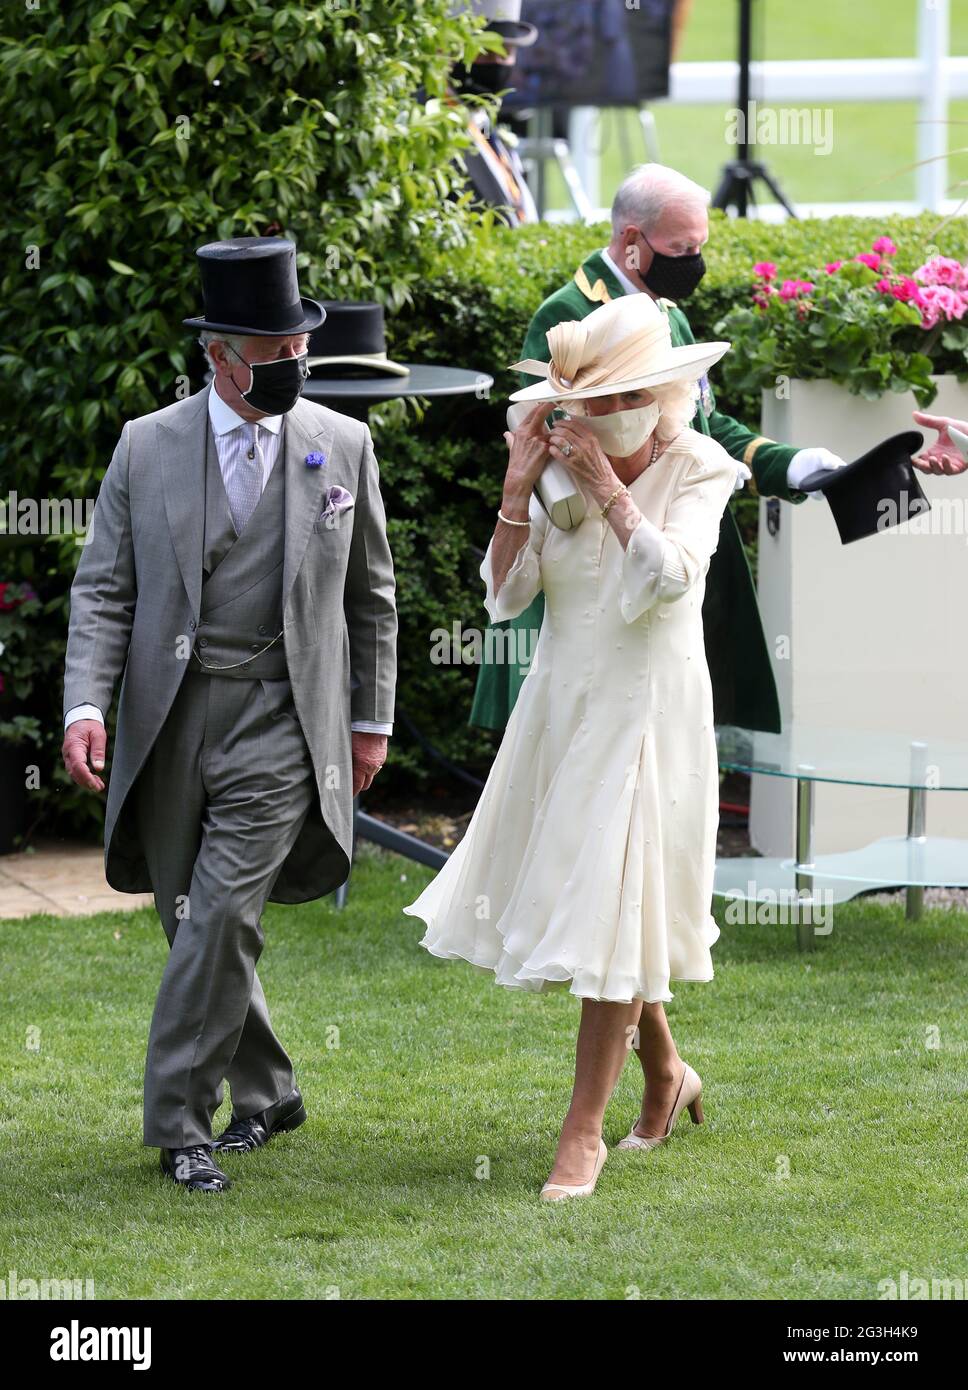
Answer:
[{"xmin": 500, "ymin": 0, "xmax": 675, "ymax": 111}]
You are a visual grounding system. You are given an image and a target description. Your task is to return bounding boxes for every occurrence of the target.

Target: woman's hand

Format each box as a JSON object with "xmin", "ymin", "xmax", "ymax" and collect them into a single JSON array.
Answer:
[
  {"xmin": 546, "ymin": 417, "xmax": 620, "ymax": 505},
  {"xmin": 503, "ymin": 402, "xmax": 553, "ymax": 499},
  {"xmin": 492, "ymin": 403, "xmax": 551, "ymax": 599},
  {"xmin": 911, "ymin": 412, "xmax": 968, "ymax": 475}
]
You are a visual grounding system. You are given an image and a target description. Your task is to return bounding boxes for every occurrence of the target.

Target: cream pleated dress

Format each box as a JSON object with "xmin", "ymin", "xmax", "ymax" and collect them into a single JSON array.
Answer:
[{"xmin": 402, "ymin": 426, "xmax": 738, "ymax": 1003}]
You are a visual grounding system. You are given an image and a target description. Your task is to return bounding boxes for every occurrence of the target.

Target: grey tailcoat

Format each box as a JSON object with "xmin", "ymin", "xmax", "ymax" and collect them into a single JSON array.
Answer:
[{"xmin": 63, "ymin": 385, "xmax": 398, "ymax": 902}]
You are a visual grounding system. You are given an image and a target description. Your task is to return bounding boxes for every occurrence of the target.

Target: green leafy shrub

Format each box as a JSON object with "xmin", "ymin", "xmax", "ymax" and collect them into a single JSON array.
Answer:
[{"xmin": 0, "ymin": 582, "xmax": 45, "ymax": 747}]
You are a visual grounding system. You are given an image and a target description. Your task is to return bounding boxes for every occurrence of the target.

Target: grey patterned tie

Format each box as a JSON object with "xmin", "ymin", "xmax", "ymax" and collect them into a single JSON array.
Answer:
[{"xmin": 226, "ymin": 422, "xmax": 264, "ymax": 534}]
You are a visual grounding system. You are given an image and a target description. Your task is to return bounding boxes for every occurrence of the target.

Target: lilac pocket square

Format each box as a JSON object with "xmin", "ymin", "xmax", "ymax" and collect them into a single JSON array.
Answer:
[{"xmin": 318, "ymin": 485, "xmax": 355, "ymax": 522}]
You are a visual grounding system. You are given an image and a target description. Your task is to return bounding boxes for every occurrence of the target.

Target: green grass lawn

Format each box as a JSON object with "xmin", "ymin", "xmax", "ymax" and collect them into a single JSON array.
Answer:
[
  {"xmin": 1, "ymin": 846, "xmax": 965, "ymax": 1300},
  {"xmin": 676, "ymin": 0, "xmax": 968, "ymax": 65},
  {"xmin": 542, "ymin": 0, "xmax": 968, "ymax": 209}
]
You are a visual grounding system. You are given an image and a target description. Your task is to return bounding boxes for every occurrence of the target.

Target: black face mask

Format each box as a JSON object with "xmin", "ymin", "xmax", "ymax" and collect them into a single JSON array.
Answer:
[
  {"xmin": 639, "ymin": 232, "xmax": 706, "ymax": 301},
  {"xmin": 229, "ymin": 346, "xmax": 309, "ymax": 415},
  {"xmin": 452, "ymin": 61, "xmax": 514, "ymax": 99}
]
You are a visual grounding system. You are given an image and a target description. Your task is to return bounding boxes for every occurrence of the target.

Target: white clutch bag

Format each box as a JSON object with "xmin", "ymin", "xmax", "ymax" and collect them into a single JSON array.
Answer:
[{"xmin": 506, "ymin": 402, "xmax": 587, "ymax": 532}]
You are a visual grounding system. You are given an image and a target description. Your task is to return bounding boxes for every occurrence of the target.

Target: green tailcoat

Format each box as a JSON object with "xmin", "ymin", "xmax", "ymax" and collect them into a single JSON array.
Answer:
[{"xmin": 469, "ymin": 249, "xmax": 807, "ymax": 736}]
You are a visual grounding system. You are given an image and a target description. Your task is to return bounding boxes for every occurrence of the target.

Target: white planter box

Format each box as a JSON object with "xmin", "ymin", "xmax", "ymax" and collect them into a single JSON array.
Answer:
[{"xmin": 751, "ymin": 375, "xmax": 968, "ymax": 857}]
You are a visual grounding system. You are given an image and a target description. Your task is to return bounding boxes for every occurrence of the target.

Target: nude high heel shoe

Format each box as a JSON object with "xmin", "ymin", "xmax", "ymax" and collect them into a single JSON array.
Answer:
[
  {"xmin": 616, "ymin": 1062, "xmax": 703, "ymax": 1152},
  {"xmin": 539, "ymin": 1138, "xmax": 607, "ymax": 1203}
]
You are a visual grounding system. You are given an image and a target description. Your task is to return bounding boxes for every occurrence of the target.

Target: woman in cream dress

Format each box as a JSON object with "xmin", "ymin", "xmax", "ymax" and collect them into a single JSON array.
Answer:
[{"xmin": 403, "ymin": 294, "xmax": 738, "ymax": 1201}]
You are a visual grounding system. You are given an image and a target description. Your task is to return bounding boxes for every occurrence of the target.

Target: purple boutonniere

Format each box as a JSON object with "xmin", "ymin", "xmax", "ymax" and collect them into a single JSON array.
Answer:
[{"xmin": 305, "ymin": 451, "xmax": 328, "ymax": 469}]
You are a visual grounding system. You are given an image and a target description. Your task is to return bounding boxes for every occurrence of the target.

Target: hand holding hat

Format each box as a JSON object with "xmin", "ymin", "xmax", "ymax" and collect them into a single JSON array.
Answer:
[
  {"xmin": 798, "ymin": 431, "xmax": 930, "ymax": 543},
  {"xmin": 788, "ymin": 446, "xmax": 850, "ymax": 500}
]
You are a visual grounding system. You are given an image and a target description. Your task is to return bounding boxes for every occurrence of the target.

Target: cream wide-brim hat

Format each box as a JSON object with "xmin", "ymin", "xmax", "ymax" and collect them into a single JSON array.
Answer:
[{"xmin": 508, "ymin": 292, "xmax": 730, "ymax": 403}]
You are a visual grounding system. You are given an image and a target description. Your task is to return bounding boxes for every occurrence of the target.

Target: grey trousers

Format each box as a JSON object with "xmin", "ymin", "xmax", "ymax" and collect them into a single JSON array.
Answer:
[{"xmin": 134, "ymin": 666, "xmax": 316, "ymax": 1149}]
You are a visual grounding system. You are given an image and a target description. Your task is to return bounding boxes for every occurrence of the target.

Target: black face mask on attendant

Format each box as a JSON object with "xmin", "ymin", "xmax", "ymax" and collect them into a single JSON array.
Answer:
[
  {"xmin": 638, "ymin": 231, "xmax": 706, "ymax": 301},
  {"xmin": 451, "ymin": 61, "xmax": 515, "ymax": 99},
  {"xmin": 228, "ymin": 346, "xmax": 309, "ymax": 415}
]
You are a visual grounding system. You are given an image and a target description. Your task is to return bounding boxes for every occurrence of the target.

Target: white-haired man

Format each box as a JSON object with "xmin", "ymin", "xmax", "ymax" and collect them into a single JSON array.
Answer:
[
  {"xmin": 62, "ymin": 238, "xmax": 397, "ymax": 1192},
  {"xmin": 469, "ymin": 161, "xmax": 847, "ymax": 737}
]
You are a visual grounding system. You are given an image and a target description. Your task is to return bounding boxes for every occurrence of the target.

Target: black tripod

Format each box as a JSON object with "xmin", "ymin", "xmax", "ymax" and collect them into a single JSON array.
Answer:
[{"xmin": 711, "ymin": 0, "xmax": 796, "ymax": 218}]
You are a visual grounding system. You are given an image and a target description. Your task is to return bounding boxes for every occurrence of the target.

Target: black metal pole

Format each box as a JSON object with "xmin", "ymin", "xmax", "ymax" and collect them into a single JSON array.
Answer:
[
  {"xmin": 738, "ymin": 0, "xmax": 752, "ymax": 166},
  {"xmin": 711, "ymin": 0, "xmax": 796, "ymax": 219}
]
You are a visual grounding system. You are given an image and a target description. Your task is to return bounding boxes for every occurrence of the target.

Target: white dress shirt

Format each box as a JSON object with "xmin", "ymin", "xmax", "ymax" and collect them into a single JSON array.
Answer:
[
  {"xmin": 600, "ymin": 246, "xmax": 644, "ymax": 298},
  {"xmin": 66, "ymin": 387, "xmax": 392, "ymax": 736}
]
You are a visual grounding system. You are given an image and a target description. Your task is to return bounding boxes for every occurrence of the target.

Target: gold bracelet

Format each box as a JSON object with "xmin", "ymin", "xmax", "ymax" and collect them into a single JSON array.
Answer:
[
  {"xmin": 497, "ymin": 508, "xmax": 531, "ymax": 527},
  {"xmin": 600, "ymin": 484, "xmax": 628, "ymax": 518}
]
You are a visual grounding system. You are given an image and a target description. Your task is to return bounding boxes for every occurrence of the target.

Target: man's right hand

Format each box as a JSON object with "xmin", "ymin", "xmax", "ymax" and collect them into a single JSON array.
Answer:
[{"xmin": 62, "ymin": 720, "xmax": 108, "ymax": 793}]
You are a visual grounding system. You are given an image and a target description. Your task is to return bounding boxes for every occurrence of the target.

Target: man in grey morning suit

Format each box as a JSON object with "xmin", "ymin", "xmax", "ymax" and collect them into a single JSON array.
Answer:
[{"xmin": 61, "ymin": 239, "xmax": 398, "ymax": 1191}]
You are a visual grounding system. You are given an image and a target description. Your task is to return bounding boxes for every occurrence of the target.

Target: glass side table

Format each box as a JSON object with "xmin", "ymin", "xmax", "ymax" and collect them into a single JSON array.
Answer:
[{"xmin": 714, "ymin": 724, "xmax": 968, "ymax": 950}]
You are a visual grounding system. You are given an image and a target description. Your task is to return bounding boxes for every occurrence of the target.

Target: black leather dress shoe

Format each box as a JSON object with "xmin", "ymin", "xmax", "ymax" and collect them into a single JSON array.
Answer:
[
  {"xmin": 160, "ymin": 1145, "xmax": 231, "ymax": 1192},
  {"xmin": 212, "ymin": 1087, "xmax": 307, "ymax": 1154}
]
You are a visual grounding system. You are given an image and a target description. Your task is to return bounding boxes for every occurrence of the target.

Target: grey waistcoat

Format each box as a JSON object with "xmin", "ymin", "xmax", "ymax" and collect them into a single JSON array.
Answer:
[{"xmin": 191, "ymin": 422, "xmax": 289, "ymax": 679}]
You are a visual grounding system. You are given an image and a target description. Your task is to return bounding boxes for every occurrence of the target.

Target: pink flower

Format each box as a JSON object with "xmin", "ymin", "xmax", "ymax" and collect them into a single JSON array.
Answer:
[
  {"xmin": 778, "ymin": 278, "xmax": 814, "ymax": 300},
  {"xmin": 854, "ymin": 252, "xmax": 881, "ymax": 271},
  {"xmin": 752, "ymin": 285, "xmax": 777, "ymax": 309},
  {"xmin": 0, "ymin": 581, "xmax": 35, "ymax": 613},
  {"xmin": 917, "ymin": 284, "xmax": 968, "ymax": 329},
  {"xmin": 824, "ymin": 261, "xmax": 843, "ymax": 274},
  {"xmin": 877, "ymin": 275, "xmax": 925, "ymax": 306},
  {"xmin": 753, "ymin": 262, "xmax": 777, "ymax": 280},
  {"xmin": 872, "ymin": 237, "xmax": 898, "ymax": 256},
  {"xmin": 914, "ymin": 256, "xmax": 968, "ymax": 290}
]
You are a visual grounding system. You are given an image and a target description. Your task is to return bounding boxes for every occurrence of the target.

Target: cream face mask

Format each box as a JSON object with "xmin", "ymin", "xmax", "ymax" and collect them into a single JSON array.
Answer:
[{"xmin": 563, "ymin": 399, "xmax": 659, "ymax": 458}]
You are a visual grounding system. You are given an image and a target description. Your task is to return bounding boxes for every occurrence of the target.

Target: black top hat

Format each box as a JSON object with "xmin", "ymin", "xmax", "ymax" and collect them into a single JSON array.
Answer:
[
  {"xmin": 799, "ymin": 431, "xmax": 931, "ymax": 544},
  {"xmin": 306, "ymin": 302, "xmax": 410, "ymax": 378},
  {"xmin": 453, "ymin": 1, "xmax": 538, "ymax": 48},
  {"xmin": 183, "ymin": 237, "xmax": 326, "ymax": 336}
]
